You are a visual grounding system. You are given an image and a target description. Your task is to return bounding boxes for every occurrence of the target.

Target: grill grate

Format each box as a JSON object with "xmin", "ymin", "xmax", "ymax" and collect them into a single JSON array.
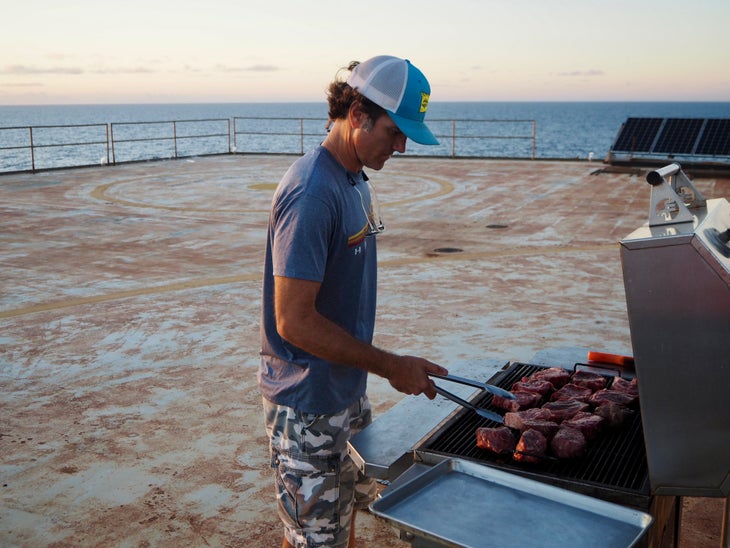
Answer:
[{"xmin": 417, "ymin": 363, "xmax": 651, "ymax": 508}]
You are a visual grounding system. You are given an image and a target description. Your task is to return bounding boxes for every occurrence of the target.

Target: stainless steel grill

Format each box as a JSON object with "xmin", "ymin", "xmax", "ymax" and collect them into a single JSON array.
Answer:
[{"xmin": 415, "ymin": 362, "xmax": 651, "ymax": 509}]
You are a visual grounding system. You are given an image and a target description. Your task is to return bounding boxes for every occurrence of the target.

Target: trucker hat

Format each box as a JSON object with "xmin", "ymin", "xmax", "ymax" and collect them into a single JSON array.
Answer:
[{"xmin": 347, "ymin": 55, "xmax": 439, "ymax": 146}]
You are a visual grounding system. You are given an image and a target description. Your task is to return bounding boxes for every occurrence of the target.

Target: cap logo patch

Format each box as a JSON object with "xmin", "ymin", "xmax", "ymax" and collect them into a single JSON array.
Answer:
[{"xmin": 419, "ymin": 92, "xmax": 430, "ymax": 113}]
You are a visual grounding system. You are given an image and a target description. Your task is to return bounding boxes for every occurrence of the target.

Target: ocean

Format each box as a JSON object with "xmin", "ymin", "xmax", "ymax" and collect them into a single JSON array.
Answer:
[{"xmin": 1, "ymin": 102, "xmax": 729, "ymax": 172}]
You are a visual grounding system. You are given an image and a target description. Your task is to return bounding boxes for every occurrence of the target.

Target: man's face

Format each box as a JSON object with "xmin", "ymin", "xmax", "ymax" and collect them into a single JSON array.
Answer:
[{"xmin": 353, "ymin": 110, "xmax": 407, "ymax": 171}]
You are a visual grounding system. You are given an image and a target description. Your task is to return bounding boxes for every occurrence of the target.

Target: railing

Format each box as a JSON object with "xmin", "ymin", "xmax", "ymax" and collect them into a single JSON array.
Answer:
[{"xmin": 0, "ymin": 116, "xmax": 536, "ymax": 174}]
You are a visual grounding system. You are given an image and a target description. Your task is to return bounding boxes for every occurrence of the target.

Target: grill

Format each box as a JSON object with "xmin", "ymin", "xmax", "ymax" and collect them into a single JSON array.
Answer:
[{"xmin": 415, "ymin": 362, "xmax": 652, "ymax": 509}]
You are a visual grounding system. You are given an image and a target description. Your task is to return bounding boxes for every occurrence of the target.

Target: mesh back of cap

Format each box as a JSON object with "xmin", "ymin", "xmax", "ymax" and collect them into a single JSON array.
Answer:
[{"xmin": 355, "ymin": 57, "xmax": 406, "ymax": 112}]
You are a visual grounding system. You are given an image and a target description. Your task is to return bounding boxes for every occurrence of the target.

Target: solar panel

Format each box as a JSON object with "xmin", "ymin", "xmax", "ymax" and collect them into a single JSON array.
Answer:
[
  {"xmin": 610, "ymin": 117, "xmax": 730, "ymax": 162},
  {"xmin": 695, "ymin": 119, "xmax": 730, "ymax": 156},
  {"xmin": 612, "ymin": 117, "xmax": 663, "ymax": 152},
  {"xmin": 653, "ymin": 118, "xmax": 704, "ymax": 154}
]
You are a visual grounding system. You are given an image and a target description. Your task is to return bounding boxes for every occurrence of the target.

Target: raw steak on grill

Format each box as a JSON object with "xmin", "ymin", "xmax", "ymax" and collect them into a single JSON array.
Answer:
[
  {"xmin": 609, "ymin": 376, "xmax": 639, "ymax": 397},
  {"xmin": 513, "ymin": 429, "xmax": 548, "ymax": 463},
  {"xmin": 542, "ymin": 399, "xmax": 590, "ymax": 422},
  {"xmin": 594, "ymin": 402, "xmax": 635, "ymax": 428},
  {"xmin": 551, "ymin": 426, "xmax": 587, "ymax": 459},
  {"xmin": 492, "ymin": 390, "xmax": 542, "ymax": 412},
  {"xmin": 562, "ymin": 411, "xmax": 605, "ymax": 441},
  {"xmin": 589, "ymin": 388, "xmax": 638, "ymax": 408},
  {"xmin": 570, "ymin": 370, "xmax": 607, "ymax": 392},
  {"xmin": 530, "ymin": 367, "xmax": 571, "ymax": 389},
  {"xmin": 550, "ymin": 383, "xmax": 592, "ymax": 402},
  {"xmin": 476, "ymin": 426, "xmax": 516, "ymax": 454},
  {"xmin": 503, "ymin": 408, "xmax": 553, "ymax": 430},
  {"xmin": 511, "ymin": 377, "xmax": 553, "ymax": 396}
]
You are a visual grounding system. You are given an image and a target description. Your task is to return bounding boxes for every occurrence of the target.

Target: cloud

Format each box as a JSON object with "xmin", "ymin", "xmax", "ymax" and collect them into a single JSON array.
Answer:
[
  {"xmin": 557, "ymin": 69, "xmax": 605, "ymax": 77},
  {"xmin": 2, "ymin": 82, "xmax": 43, "ymax": 87},
  {"xmin": 1, "ymin": 64, "xmax": 155, "ymax": 76},
  {"xmin": 214, "ymin": 64, "xmax": 279, "ymax": 73},
  {"xmin": 2, "ymin": 65, "xmax": 83, "ymax": 75}
]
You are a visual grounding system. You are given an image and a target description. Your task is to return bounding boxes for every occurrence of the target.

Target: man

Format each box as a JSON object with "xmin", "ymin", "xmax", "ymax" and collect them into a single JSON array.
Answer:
[{"xmin": 259, "ymin": 55, "xmax": 448, "ymax": 547}]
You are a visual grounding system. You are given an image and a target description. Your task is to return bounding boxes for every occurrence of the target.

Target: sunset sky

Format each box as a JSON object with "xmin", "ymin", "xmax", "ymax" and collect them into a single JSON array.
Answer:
[{"xmin": 2, "ymin": 0, "xmax": 728, "ymax": 105}]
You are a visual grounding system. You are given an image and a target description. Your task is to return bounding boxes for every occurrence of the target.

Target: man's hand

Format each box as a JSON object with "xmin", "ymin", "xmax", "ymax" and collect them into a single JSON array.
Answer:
[{"xmin": 385, "ymin": 354, "xmax": 448, "ymax": 399}]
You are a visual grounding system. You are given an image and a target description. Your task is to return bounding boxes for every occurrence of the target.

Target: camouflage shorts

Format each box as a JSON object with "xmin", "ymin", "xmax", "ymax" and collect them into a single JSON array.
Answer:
[{"xmin": 263, "ymin": 395, "xmax": 377, "ymax": 548}]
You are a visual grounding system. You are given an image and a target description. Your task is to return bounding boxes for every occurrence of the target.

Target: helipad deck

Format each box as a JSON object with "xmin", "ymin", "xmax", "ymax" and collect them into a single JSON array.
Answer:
[{"xmin": 1, "ymin": 155, "xmax": 727, "ymax": 546}]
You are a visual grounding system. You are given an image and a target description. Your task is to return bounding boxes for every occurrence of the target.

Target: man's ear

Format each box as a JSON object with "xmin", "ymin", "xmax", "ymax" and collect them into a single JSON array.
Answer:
[{"xmin": 348, "ymin": 101, "xmax": 370, "ymax": 130}]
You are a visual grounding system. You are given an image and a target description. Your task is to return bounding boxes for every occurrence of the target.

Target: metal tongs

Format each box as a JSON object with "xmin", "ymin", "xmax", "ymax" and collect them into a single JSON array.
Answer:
[{"xmin": 428, "ymin": 373, "xmax": 515, "ymax": 424}]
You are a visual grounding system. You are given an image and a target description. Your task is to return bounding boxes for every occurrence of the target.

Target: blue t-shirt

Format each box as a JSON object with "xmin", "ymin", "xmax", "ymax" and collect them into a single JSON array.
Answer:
[{"xmin": 258, "ymin": 146, "xmax": 378, "ymax": 414}]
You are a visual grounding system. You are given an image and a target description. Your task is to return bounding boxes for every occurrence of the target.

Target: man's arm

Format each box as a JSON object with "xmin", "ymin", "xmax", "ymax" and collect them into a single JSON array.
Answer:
[{"xmin": 274, "ymin": 275, "xmax": 447, "ymax": 399}]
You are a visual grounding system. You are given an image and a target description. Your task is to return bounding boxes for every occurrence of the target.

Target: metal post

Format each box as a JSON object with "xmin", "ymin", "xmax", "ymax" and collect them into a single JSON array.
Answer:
[
  {"xmin": 105, "ymin": 124, "xmax": 110, "ymax": 166},
  {"xmin": 110, "ymin": 123, "xmax": 116, "ymax": 164},
  {"xmin": 532, "ymin": 121, "xmax": 536, "ymax": 160},
  {"xmin": 29, "ymin": 127, "xmax": 36, "ymax": 172},
  {"xmin": 451, "ymin": 120, "xmax": 456, "ymax": 158},
  {"xmin": 173, "ymin": 121, "xmax": 178, "ymax": 158},
  {"xmin": 227, "ymin": 118, "xmax": 231, "ymax": 153},
  {"xmin": 300, "ymin": 118, "xmax": 304, "ymax": 155}
]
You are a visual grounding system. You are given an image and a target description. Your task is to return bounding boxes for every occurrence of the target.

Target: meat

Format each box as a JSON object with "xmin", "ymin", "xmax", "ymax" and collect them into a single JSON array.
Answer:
[
  {"xmin": 594, "ymin": 402, "xmax": 635, "ymax": 428},
  {"xmin": 562, "ymin": 411, "xmax": 605, "ymax": 441},
  {"xmin": 570, "ymin": 370, "xmax": 607, "ymax": 392},
  {"xmin": 476, "ymin": 426, "xmax": 516, "ymax": 454},
  {"xmin": 492, "ymin": 390, "xmax": 543, "ymax": 412},
  {"xmin": 589, "ymin": 388, "xmax": 638, "ymax": 409},
  {"xmin": 504, "ymin": 410, "xmax": 559, "ymax": 439},
  {"xmin": 609, "ymin": 376, "xmax": 639, "ymax": 397},
  {"xmin": 550, "ymin": 383, "xmax": 592, "ymax": 402},
  {"xmin": 511, "ymin": 377, "xmax": 553, "ymax": 396},
  {"xmin": 542, "ymin": 399, "xmax": 590, "ymax": 422},
  {"xmin": 550, "ymin": 427, "xmax": 587, "ymax": 459},
  {"xmin": 530, "ymin": 367, "xmax": 571, "ymax": 389},
  {"xmin": 514, "ymin": 429, "xmax": 548, "ymax": 463},
  {"xmin": 503, "ymin": 408, "xmax": 553, "ymax": 430}
]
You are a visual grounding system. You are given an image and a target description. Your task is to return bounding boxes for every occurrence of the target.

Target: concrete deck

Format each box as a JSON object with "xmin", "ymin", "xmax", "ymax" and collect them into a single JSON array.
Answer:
[{"xmin": 1, "ymin": 155, "xmax": 728, "ymax": 546}]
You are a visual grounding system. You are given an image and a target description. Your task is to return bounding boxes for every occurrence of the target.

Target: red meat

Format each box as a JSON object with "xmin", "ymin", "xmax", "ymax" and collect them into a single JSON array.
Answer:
[
  {"xmin": 589, "ymin": 388, "xmax": 638, "ymax": 409},
  {"xmin": 594, "ymin": 402, "xmax": 634, "ymax": 428},
  {"xmin": 609, "ymin": 376, "xmax": 639, "ymax": 397},
  {"xmin": 492, "ymin": 390, "xmax": 543, "ymax": 412},
  {"xmin": 550, "ymin": 383, "xmax": 592, "ymax": 402},
  {"xmin": 503, "ymin": 408, "xmax": 553, "ymax": 431},
  {"xmin": 542, "ymin": 399, "xmax": 590, "ymax": 422},
  {"xmin": 514, "ymin": 429, "xmax": 548, "ymax": 463},
  {"xmin": 562, "ymin": 411, "xmax": 605, "ymax": 441},
  {"xmin": 476, "ymin": 426, "xmax": 516, "ymax": 454},
  {"xmin": 512, "ymin": 377, "xmax": 553, "ymax": 396},
  {"xmin": 530, "ymin": 367, "xmax": 571, "ymax": 389},
  {"xmin": 551, "ymin": 427, "xmax": 587, "ymax": 459},
  {"xmin": 570, "ymin": 370, "xmax": 607, "ymax": 392}
]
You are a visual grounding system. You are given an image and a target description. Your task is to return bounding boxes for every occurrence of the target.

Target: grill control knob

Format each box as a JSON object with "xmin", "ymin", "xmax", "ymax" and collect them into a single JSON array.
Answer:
[{"xmin": 705, "ymin": 227, "xmax": 730, "ymax": 258}]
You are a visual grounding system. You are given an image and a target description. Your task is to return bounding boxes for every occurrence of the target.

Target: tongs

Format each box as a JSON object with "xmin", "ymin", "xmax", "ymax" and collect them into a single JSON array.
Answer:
[{"xmin": 429, "ymin": 373, "xmax": 515, "ymax": 424}]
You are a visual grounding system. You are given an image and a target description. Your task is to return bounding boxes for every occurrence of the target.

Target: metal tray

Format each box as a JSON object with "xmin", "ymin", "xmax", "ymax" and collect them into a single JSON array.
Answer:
[{"xmin": 370, "ymin": 458, "xmax": 653, "ymax": 548}]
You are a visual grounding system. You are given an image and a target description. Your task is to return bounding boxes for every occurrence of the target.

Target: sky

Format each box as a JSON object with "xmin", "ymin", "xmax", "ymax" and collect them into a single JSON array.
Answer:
[{"xmin": 1, "ymin": 0, "xmax": 729, "ymax": 105}]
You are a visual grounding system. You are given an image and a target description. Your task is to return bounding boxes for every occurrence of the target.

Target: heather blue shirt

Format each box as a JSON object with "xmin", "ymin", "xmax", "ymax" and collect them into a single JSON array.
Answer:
[{"xmin": 259, "ymin": 147, "xmax": 378, "ymax": 414}]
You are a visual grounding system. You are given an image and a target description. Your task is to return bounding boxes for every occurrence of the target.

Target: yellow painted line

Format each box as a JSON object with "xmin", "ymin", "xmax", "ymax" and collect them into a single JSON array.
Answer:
[{"xmin": 1, "ymin": 243, "xmax": 617, "ymax": 319}]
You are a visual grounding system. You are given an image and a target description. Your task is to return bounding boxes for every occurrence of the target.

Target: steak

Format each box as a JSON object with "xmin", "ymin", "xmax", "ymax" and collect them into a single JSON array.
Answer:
[
  {"xmin": 551, "ymin": 426, "xmax": 587, "ymax": 459},
  {"xmin": 503, "ymin": 408, "xmax": 553, "ymax": 431},
  {"xmin": 562, "ymin": 411, "xmax": 605, "ymax": 441},
  {"xmin": 594, "ymin": 402, "xmax": 635, "ymax": 428},
  {"xmin": 530, "ymin": 367, "xmax": 571, "ymax": 389},
  {"xmin": 589, "ymin": 388, "xmax": 638, "ymax": 408},
  {"xmin": 542, "ymin": 399, "xmax": 590, "ymax": 422},
  {"xmin": 511, "ymin": 377, "xmax": 553, "ymax": 396},
  {"xmin": 550, "ymin": 383, "xmax": 592, "ymax": 402},
  {"xmin": 476, "ymin": 426, "xmax": 516, "ymax": 454},
  {"xmin": 514, "ymin": 429, "xmax": 548, "ymax": 463},
  {"xmin": 609, "ymin": 376, "xmax": 639, "ymax": 397},
  {"xmin": 492, "ymin": 390, "xmax": 543, "ymax": 412},
  {"xmin": 570, "ymin": 370, "xmax": 607, "ymax": 392}
]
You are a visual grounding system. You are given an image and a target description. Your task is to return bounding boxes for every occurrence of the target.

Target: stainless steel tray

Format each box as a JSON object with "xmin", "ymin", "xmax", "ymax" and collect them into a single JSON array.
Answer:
[{"xmin": 370, "ymin": 458, "xmax": 653, "ymax": 548}]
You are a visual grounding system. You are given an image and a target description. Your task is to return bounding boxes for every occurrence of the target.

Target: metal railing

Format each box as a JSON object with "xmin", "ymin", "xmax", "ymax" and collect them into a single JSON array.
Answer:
[{"xmin": 1, "ymin": 116, "xmax": 536, "ymax": 174}]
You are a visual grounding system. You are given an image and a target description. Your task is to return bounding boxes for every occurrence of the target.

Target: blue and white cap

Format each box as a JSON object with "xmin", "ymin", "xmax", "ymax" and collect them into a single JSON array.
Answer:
[{"xmin": 347, "ymin": 55, "xmax": 438, "ymax": 146}]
